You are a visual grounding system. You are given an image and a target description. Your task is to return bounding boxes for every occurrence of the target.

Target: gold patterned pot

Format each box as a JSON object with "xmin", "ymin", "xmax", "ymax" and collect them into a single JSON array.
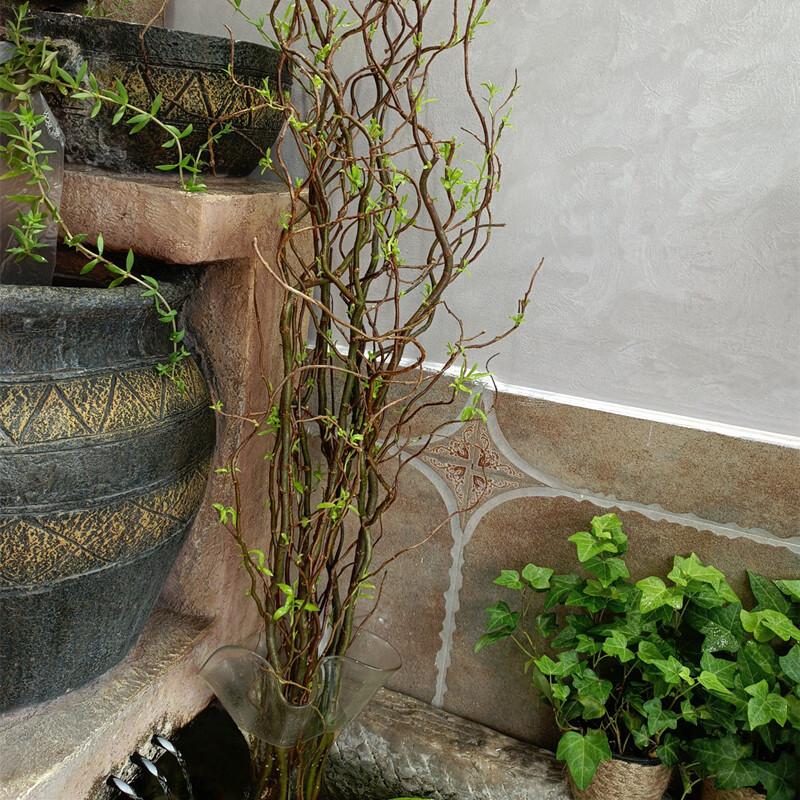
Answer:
[
  {"xmin": 0, "ymin": 271, "xmax": 215, "ymax": 711},
  {"xmin": 568, "ymin": 754, "xmax": 674, "ymax": 800},
  {"xmin": 30, "ymin": 11, "xmax": 288, "ymax": 176}
]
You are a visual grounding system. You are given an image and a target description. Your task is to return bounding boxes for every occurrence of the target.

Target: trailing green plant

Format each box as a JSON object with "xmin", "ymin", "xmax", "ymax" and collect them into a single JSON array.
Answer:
[
  {"xmin": 0, "ymin": 3, "xmax": 217, "ymax": 385},
  {"xmin": 681, "ymin": 571, "xmax": 800, "ymax": 800},
  {"xmin": 208, "ymin": 1, "xmax": 535, "ymax": 799},
  {"xmin": 475, "ymin": 514, "xmax": 755, "ymax": 793},
  {"xmin": 83, "ymin": 0, "xmax": 135, "ymax": 18}
]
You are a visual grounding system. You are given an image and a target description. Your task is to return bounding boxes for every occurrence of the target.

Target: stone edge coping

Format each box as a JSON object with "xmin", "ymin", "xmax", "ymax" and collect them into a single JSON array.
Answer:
[{"xmin": 61, "ymin": 165, "xmax": 293, "ymax": 265}]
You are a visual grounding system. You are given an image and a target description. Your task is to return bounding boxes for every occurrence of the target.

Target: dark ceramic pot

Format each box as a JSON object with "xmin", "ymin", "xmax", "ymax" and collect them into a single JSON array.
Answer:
[
  {"xmin": 29, "ymin": 11, "xmax": 287, "ymax": 176},
  {"xmin": 0, "ymin": 271, "xmax": 215, "ymax": 712}
]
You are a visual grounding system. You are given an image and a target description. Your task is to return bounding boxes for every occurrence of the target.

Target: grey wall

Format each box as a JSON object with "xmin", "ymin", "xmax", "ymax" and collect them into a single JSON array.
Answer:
[{"xmin": 167, "ymin": 0, "xmax": 800, "ymax": 437}]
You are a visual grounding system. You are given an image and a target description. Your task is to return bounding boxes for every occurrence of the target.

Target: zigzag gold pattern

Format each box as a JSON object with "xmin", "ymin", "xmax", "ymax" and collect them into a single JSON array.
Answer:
[
  {"xmin": 0, "ymin": 462, "xmax": 210, "ymax": 588},
  {"xmin": 0, "ymin": 360, "xmax": 208, "ymax": 448}
]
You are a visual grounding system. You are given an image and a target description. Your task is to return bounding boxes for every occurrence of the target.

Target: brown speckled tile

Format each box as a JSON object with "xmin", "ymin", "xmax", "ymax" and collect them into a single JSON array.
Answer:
[
  {"xmin": 444, "ymin": 494, "xmax": 800, "ymax": 748},
  {"xmin": 494, "ymin": 394, "xmax": 800, "ymax": 538},
  {"xmin": 365, "ymin": 463, "xmax": 455, "ymax": 705}
]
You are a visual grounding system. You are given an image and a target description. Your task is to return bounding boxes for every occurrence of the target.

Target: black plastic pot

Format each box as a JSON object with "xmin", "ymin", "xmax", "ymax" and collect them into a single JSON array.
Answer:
[
  {"xmin": 0, "ymin": 271, "xmax": 215, "ymax": 711},
  {"xmin": 29, "ymin": 11, "xmax": 288, "ymax": 176}
]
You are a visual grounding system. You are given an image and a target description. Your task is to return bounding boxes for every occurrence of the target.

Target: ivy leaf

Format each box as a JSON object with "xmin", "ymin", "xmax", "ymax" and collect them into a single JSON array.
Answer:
[
  {"xmin": 668, "ymin": 554, "xmax": 739, "ymax": 604},
  {"xmin": 656, "ymin": 733, "xmax": 681, "ymax": 767},
  {"xmin": 700, "ymin": 651, "xmax": 737, "ymax": 689},
  {"xmin": 556, "ymin": 730, "xmax": 612, "ymax": 790},
  {"xmin": 543, "ymin": 573, "xmax": 583, "ymax": 611},
  {"xmin": 698, "ymin": 670, "xmax": 735, "ymax": 698},
  {"xmin": 584, "ymin": 555, "xmax": 630, "ymax": 588},
  {"xmin": 522, "ymin": 563, "xmax": 554, "ymax": 590},
  {"xmin": 759, "ymin": 752, "xmax": 800, "ymax": 800},
  {"xmin": 494, "ymin": 569, "xmax": 524, "ymax": 590},
  {"xmin": 551, "ymin": 614, "xmax": 594, "ymax": 648},
  {"xmin": 602, "ymin": 630, "xmax": 635, "ymax": 663},
  {"xmin": 778, "ymin": 644, "xmax": 800, "ymax": 684},
  {"xmin": 483, "ymin": 600, "xmax": 519, "ymax": 633},
  {"xmin": 638, "ymin": 639, "xmax": 671, "ymax": 665},
  {"xmin": 590, "ymin": 513, "xmax": 627, "ymax": 553},
  {"xmin": 637, "ymin": 577, "xmax": 684, "ymax": 613},
  {"xmin": 564, "ymin": 588, "xmax": 607, "ymax": 613},
  {"xmin": 575, "ymin": 634, "xmax": 603, "ymax": 656},
  {"xmin": 653, "ymin": 655, "xmax": 694, "ymax": 686},
  {"xmin": 745, "ymin": 681, "xmax": 788, "ymax": 729},
  {"xmin": 572, "ymin": 670, "xmax": 613, "ymax": 720},
  {"xmin": 748, "ymin": 571, "xmax": 791, "ymax": 614},
  {"xmin": 738, "ymin": 641, "xmax": 780, "ymax": 688},
  {"xmin": 685, "ymin": 603, "xmax": 746, "ymax": 652},
  {"xmin": 689, "ymin": 735, "xmax": 757, "ymax": 791},
  {"xmin": 785, "ymin": 693, "xmax": 800, "ymax": 728},
  {"xmin": 774, "ymin": 579, "xmax": 800, "ymax": 602},
  {"xmin": 535, "ymin": 612, "xmax": 558, "ymax": 639},
  {"xmin": 474, "ymin": 629, "xmax": 513, "ymax": 653},
  {"xmin": 741, "ymin": 609, "xmax": 800, "ymax": 643},
  {"xmin": 568, "ymin": 530, "xmax": 618, "ymax": 562},
  {"xmin": 643, "ymin": 698, "xmax": 678, "ymax": 736}
]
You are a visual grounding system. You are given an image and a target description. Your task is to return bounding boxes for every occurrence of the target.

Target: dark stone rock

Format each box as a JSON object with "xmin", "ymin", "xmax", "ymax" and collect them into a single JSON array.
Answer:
[
  {"xmin": 0, "ymin": 269, "xmax": 215, "ymax": 712},
  {"xmin": 28, "ymin": 11, "xmax": 288, "ymax": 176}
]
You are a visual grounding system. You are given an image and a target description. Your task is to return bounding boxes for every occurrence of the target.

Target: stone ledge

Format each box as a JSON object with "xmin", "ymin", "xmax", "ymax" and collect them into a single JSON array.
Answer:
[
  {"xmin": 324, "ymin": 688, "xmax": 572, "ymax": 800},
  {"xmin": 61, "ymin": 165, "xmax": 292, "ymax": 265},
  {"xmin": 0, "ymin": 609, "xmax": 214, "ymax": 800}
]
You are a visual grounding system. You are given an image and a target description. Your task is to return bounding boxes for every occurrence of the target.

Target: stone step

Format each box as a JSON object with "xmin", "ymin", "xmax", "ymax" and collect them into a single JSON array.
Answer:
[{"xmin": 325, "ymin": 688, "xmax": 572, "ymax": 800}]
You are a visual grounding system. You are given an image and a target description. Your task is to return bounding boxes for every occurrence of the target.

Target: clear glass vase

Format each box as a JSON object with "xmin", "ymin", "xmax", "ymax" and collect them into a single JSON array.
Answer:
[{"xmin": 199, "ymin": 628, "xmax": 401, "ymax": 800}]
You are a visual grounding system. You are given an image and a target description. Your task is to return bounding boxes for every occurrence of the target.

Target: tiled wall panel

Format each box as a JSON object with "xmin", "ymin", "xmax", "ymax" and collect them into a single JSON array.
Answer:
[{"xmin": 375, "ymin": 391, "xmax": 800, "ymax": 749}]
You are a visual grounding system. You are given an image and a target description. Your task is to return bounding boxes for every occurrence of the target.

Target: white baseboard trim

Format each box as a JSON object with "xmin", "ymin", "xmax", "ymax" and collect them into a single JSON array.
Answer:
[{"xmin": 420, "ymin": 358, "xmax": 800, "ymax": 449}]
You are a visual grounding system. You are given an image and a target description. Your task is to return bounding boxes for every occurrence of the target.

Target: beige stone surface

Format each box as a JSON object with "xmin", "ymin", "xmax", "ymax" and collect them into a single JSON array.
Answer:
[
  {"xmin": 326, "ymin": 688, "xmax": 571, "ymax": 800},
  {"xmin": 61, "ymin": 165, "xmax": 292, "ymax": 264},
  {"xmin": 495, "ymin": 393, "xmax": 800, "ymax": 538}
]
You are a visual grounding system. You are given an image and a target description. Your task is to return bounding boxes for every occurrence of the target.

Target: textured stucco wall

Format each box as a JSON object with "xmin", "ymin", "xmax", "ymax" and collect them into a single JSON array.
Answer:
[{"xmin": 166, "ymin": 0, "xmax": 800, "ymax": 437}]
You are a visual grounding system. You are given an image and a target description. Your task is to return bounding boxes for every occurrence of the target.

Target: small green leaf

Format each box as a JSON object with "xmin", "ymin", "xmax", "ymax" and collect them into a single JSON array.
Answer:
[
  {"xmin": 521, "ymin": 563, "xmax": 553, "ymax": 590},
  {"xmin": 568, "ymin": 530, "xmax": 617, "ymax": 562},
  {"xmin": 745, "ymin": 680, "xmax": 788, "ymax": 729},
  {"xmin": 474, "ymin": 629, "xmax": 512, "ymax": 653},
  {"xmin": 556, "ymin": 730, "xmax": 611, "ymax": 790},
  {"xmin": 775, "ymin": 580, "xmax": 800, "ymax": 602},
  {"xmin": 748, "ymin": 571, "xmax": 791, "ymax": 614},
  {"xmin": 656, "ymin": 733, "xmax": 681, "ymax": 767},
  {"xmin": 741, "ymin": 608, "xmax": 800, "ymax": 643},
  {"xmin": 637, "ymin": 577, "xmax": 684, "ymax": 613},
  {"xmin": 584, "ymin": 555, "xmax": 629, "ymax": 588},
  {"xmin": 494, "ymin": 569, "xmax": 523, "ymax": 590},
  {"xmin": 483, "ymin": 600, "xmax": 519, "ymax": 633},
  {"xmin": 778, "ymin": 644, "xmax": 800, "ymax": 683},
  {"xmin": 642, "ymin": 698, "xmax": 678, "ymax": 736}
]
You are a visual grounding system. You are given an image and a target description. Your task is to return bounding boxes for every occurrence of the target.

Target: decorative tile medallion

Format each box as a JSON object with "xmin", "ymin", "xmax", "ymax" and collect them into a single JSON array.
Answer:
[{"xmin": 421, "ymin": 420, "xmax": 526, "ymax": 520}]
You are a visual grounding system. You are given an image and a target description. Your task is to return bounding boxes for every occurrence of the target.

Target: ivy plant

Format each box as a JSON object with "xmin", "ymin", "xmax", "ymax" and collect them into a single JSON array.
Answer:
[
  {"xmin": 475, "ymin": 513, "xmax": 744, "ymax": 792},
  {"xmin": 683, "ymin": 571, "xmax": 800, "ymax": 800}
]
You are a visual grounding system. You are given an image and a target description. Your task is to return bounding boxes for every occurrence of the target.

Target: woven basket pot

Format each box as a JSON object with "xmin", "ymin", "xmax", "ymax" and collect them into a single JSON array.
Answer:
[
  {"xmin": 29, "ymin": 11, "xmax": 288, "ymax": 176},
  {"xmin": 568, "ymin": 754, "xmax": 674, "ymax": 800},
  {"xmin": 701, "ymin": 782, "xmax": 766, "ymax": 800},
  {"xmin": 0, "ymin": 271, "xmax": 215, "ymax": 712}
]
